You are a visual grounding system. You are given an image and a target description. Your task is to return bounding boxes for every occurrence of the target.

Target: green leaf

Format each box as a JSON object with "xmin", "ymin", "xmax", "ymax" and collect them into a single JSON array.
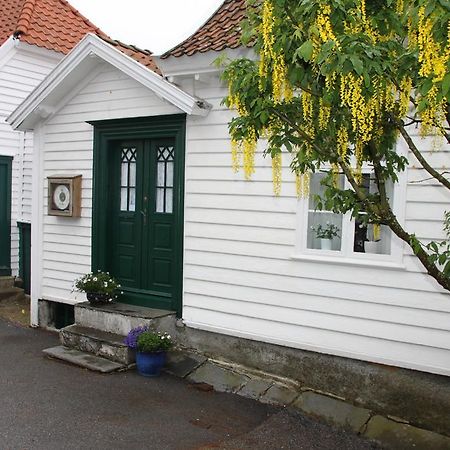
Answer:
[
  {"xmin": 350, "ymin": 56, "xmax": 364, "ymax": 75},
  {"xmin": 298, "ymin": 40, "xmax": 314, "ymax": 61},
  {"xmin": 442, "ymin": 73, "xmax": 450, "ymax": 97}
]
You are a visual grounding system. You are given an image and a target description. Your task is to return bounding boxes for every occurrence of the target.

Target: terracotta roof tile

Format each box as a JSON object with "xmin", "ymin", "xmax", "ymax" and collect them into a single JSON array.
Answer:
[
  {"xmin": 161, "ymin": 0, "xmax": 247, "ymax": 59},
  {"xmin": 0, "ymin": 0, "xmax": 159, "ymax": 73}
]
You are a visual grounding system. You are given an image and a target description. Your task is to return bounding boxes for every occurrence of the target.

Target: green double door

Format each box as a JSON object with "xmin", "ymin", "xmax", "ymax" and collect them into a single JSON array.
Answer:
[
  {"xmin": 0, "ymin": 156, "xmax": 12, "ymax": 276},
  {"xmin": 106, "ymin": 138, "xmax": 178, "ymax": 310}
]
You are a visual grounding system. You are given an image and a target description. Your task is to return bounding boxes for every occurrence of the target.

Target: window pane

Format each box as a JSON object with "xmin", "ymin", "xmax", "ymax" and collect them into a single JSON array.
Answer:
[
  {"xmin": 129, "ymin": 162, "xmax": 136, "ymax": 187},
  {"xmin": 129, "ymin": 188, "xmax": 136, "ymax": 212},
  {"xmin": 166, "ymin": 161, "xmax": 174, "ymax": 188},
  {"xmin": 354, "ymin": 221, "xmax": 392, "ymax": 255},
  {"xmin": 121, "ymin": 162, "xmax": 128, "ymax": 188},
  {"xmin": 157, "ymin": 162, "xmax": 165, "ymax": 187},
  {"xmin": 166, "ymin": 188, "xmax": 173, "ymax": 213},
  {"xmin": 156, "ymin": 188, "xmax": 164, "ymax": 213},
  {"xmin": 120, "ymin": 188, "xmax": 128, "ymax": 211},
  {"xmin": 307, "ymin": 211, "xmax": 342, "ymax": 251}
]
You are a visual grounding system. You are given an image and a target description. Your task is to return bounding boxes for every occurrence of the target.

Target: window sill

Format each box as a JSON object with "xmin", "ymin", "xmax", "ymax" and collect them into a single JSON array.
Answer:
[{"xmin": 290, "ymin": 253, "xmax": 406, "ymax": 270}]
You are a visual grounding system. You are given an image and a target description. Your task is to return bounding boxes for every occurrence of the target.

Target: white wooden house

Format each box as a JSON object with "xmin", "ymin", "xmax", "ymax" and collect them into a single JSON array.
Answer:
[{"xmin": 7, "ymin": 0, "xmax": 450, "ymax": 378}]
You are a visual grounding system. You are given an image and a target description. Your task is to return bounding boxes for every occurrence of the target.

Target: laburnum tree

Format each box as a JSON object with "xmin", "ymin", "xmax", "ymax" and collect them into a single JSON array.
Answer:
[{"xmin": 221, "ymin": 0, "xmax": 450, "ymax": 291}]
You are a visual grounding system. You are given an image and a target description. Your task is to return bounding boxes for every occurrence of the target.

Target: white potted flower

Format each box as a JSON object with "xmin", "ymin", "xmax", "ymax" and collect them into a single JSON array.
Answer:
[{"xmin": 311, "ymin": 222, "xmax": 340, "ymax": 250}]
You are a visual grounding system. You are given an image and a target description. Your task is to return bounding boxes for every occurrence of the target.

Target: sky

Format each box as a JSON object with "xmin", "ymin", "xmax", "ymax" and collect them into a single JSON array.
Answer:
[{"xmin": 69, "ymin": 0, "xmax": 224, "ymax": 55}]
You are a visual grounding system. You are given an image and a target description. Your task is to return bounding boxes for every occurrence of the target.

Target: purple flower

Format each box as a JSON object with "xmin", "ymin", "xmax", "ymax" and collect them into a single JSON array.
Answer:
[{"xmin": 124, "ymin": 325, "xmax": 149, "ymax": 349}]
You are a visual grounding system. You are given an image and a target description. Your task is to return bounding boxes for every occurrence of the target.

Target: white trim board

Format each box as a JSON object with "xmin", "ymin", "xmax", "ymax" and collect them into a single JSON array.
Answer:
[{"xmin": 8, "ymin": 33, "xmax": 211, "ymax": 130}]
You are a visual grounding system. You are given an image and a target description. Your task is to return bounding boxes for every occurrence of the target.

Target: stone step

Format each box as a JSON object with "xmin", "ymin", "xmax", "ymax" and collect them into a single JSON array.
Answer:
[
  {"xmin": 0, "ymin": 287, "xmax": 26, "ymax": 302},
  {"xmin": 0, "ymin": 276, "xmax": 15, "ymax": 289},
  {"xmin": 60, "ymin": 324, "xmax": 133, "ymax": 365},
  {"xmin": 75, "ymin": 301, "xmax": 176, "ymax": 335},
  {"xmin": 43, "ymin": 346, "xmax": 126, "ymax": 373}
]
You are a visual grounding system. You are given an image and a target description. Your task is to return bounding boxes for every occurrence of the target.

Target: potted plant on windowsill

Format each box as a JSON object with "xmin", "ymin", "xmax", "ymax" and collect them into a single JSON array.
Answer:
[
  {"xmin": 125, "ymin": 328, "xmax": 173, "ymax": 377},
  {"xmin": 73, "ymin": 271, "xmax": 121, "ymax": 305},
  {"xmin": 311, "ymin": 222, "xmax": 340, "ymax": 250}
]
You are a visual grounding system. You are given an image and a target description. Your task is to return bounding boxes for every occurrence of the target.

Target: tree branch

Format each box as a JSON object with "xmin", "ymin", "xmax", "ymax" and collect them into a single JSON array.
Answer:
[{"xmin": 397, "ymin": 122, "xmax": 450, "ymax": 191}]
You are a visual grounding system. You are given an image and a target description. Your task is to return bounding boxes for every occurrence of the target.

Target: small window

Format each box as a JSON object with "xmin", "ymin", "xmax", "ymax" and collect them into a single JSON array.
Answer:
[
  {"xmin": 120, "ymin": 147, "xmax": 137, "ymax": 212},
  {"xmin": 156, "ymin": 146, "xmax": 174, "ymax": 213},
  {"xmin": 304, "ymin": 171, "xmax": 394, "ymax": 257}
]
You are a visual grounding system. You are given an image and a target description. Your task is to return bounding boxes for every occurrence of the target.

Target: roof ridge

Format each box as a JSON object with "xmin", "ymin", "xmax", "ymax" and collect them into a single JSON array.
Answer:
[
  {"xmin": 100, "ymin": 36, "xmax": 153, "ymax": 56},
  {"xmin": 161, "ymin": 0, "xmax": 229, "ymax": 58},
  {"xmin": 15, "ymin": 0, "xmax": 37, "ymax": 36}
]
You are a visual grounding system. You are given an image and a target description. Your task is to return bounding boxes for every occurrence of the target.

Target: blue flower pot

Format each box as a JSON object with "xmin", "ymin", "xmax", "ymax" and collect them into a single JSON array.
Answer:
[{"xmin": 135, "ymin": 351, "xmax": 166, "ymax": 377}]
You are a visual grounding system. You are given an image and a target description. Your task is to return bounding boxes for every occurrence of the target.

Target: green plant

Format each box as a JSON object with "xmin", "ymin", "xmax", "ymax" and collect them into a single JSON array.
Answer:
[
  {"xmin": 311, "ymin": 222, "xmax": 340, "ymax": 240},
  {"xmin": 74, "ymin": 271, "xmax": 121, "ymax": 297},
  {"xmin": 137, "ymin": 331, "xmax": 173, "ymax": 353}
]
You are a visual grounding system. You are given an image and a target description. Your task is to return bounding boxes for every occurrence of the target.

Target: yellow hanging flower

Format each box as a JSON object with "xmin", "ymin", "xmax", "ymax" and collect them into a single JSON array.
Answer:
[
  {"xmin": 243, "ymin": 127, "xmax": 257, "ymax": 180},
  {"xmin": 272, "ymin": 152, "xmax": 282, "ymax": 195},
  {"xmin": 231, "ymin": 139, "xmax": 241, "ymax": 173}
]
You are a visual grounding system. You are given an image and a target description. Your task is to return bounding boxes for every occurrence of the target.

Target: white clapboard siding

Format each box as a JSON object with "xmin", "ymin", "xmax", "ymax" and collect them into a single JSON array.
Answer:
[
  {"xmin": 0, "ymin": 44, "xmax": 61, "ymax": 274},
  {"xmin": 37, "ymin": 61, "xmax": 450, "ymax": 376},
  {"xmin": 183, "ymin": 77, "xmax": 450, "ymax": 376},
  {"xmin": 40, "ymin": 64, "xmax": 181, "ymax": 302}
]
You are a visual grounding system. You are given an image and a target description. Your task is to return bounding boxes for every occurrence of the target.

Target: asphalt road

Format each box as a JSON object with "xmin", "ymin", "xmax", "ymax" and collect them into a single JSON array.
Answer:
[{"xmin": 0, "ymin": 319, "xmax": 380, "ymax": 450}]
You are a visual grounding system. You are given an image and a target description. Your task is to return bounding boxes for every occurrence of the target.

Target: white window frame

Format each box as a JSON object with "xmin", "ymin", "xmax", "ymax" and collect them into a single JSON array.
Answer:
[{"xmin": 293, "ymin": 142, "xmax": 408, "ymax": 269}]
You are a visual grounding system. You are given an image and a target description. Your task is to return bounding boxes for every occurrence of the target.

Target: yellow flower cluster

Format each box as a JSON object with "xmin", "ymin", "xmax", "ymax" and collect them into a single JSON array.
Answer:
[
  {"xmin": 259, "ymin": 0, "xmax": 275, "ymax": 81},
  {"xmin": 316, "ymin": 4, "xmax": 340, "ymax": 47},
  {"xmin": 231, "ymin": 138, "xmax": 241, "ymax": 173},
  {"xmin": 420, "ymin": 85, "xmax": 445, "ymax": 137},
  {"xmin": 243, "ymin": 127, "xmax": 257, "ymax": 180},
  {"xmin": 259, "ymin": 0, "xmax": 292, "ymax": 103},
  {"xmin": 337, "ymin": 125, "xmax": 349, "ymax": 160},
  {"xmin": 340, "ymin": 74, "xmax": 375, "ymax": 147},
  {"xmin": 272, "ymin": 152, "xmax": 282, "ymax": 195},
  {"xmin": 296, "ymin": 172, "xmax": 310, "ymax": 198},
  {"xmin": 417, "ymin": 7, "xmax": 447, "ymax": 82},
  {"xmin": 373, "ymin": 223, "xmax": 381, "ymax": 241},
  {"xmin": 398, "ymin": 77, "xmax": 412, "ymax": 118},
  {"xmin": 318, "ymin": 98, "xmax": 331, "ymax": 131}
]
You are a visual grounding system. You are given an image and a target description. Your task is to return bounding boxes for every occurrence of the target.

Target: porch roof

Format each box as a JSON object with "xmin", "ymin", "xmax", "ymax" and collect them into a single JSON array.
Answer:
[{"xmin": 8, "ymin": 33, "xmax": 211, "ymax": 130}]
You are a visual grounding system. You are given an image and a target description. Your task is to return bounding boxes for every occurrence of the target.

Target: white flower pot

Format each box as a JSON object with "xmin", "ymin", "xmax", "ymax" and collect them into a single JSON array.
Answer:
[
  {"xmin": 364, "ymin": 241, "xmax": 380, "ymax": 254},
  {"xmin": 320, "ymin": 238, "xmax": 333, "ymax": 250}
]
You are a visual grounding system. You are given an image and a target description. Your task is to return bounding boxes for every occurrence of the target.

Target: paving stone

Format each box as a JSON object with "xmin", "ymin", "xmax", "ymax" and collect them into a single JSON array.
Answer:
[
  {"xmin": 43, "ymin": 346, "xmax": 125, "ymax": 373},
  {"xmin": 238, "ymin": 378, "xmax": 273, "ymax": 400},
  {"xmin": 164, "ymin": 350, "xmax": 207, "ymax": 378},
  {"xmin": 364, "ymin": 415, "xmax": 450, "ymax": 450},
  {"xmin": 187, "ymin": 361, "xmax": 248, "ymax": 393},
  {"xmin": 293, "ymin": 391, "xmax": 371, "ymax": 433},
  {"xmin": 260, "ymin": 383, "xmax": 299, "ymax": 405}
]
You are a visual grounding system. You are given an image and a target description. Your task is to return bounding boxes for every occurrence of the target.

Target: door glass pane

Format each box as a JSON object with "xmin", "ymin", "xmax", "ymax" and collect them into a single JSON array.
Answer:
[
  {"xmin": 166, "ymin": 161, "xmax": 174, "ymax": 188},
  {"xmin": 129, "ymin": 188, "xmax": 136, "ymax": 212},
  {"xmin": 129, "ymin": 162, "xmax": 136, "ymax": 187},
  {"xmin": 120, "ymin": 147, "xmax": 137, "ymax": 212},
  {"xmin": 156, "ymin": 188, "xmax": 164, "ymax": 213},
  {"xmin": 166, "ymin": 188, "xmax": 173, "ymax": 213},
  {"xmin": 120, "ymin": 188, "xmax": 128, "ymax": 211},
  {"xmin": 156, "ymin": 145, "xmax": 174, "ymax": 213},
  {"xmin": 157, "ymin": 162, "xmax": 165, "ymax": 187}
]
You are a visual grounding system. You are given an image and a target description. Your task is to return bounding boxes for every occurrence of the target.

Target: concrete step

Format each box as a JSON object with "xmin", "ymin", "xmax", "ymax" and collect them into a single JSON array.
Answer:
[
  {"xmin": 0, "ymin": 287, "xmax": 26, "ymax": 302},
  {"xmin": 0, "ymin": 276, "xmax": 15, "ymax": 289},
  {"xmin": 60, "ymin": 324, "xmax": 133, "ymax": 365},
  {"xmin": 43, "ymin": 346, "xmax": 126, "ymax": 373},
  {"xmin": 75, "ymin": 301, "xmax": 176, "ymax": 335}
]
